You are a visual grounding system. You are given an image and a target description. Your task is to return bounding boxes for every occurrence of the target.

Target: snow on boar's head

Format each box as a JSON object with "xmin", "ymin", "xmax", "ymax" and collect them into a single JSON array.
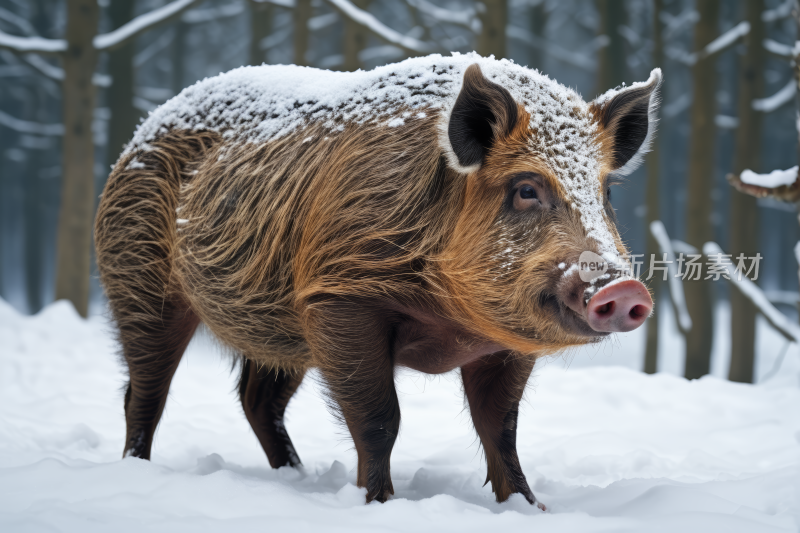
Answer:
[{"xmin": 437, "ymin": 64, "xmax": 660, "ymax": 354}]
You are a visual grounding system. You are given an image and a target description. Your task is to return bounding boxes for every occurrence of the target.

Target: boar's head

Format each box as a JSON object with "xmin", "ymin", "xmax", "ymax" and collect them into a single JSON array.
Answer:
[{"xmin": 437, "ymin": 63, "xmax": 660, "ymax": 354}]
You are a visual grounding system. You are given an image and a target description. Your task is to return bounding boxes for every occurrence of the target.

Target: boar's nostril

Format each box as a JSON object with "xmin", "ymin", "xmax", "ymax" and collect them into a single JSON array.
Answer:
[
  {"xmin": 595, "ymin": 301, "xmax": 613, "ymax": 315},
  {"xmin": 630, "ymin": 304, "xmax": 649, "ymax": 319}
]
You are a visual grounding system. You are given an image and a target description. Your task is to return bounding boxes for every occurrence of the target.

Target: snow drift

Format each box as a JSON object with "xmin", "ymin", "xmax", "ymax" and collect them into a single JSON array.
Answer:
[{"xmin": 0, "ymin": 298, "xmax": 797, "ymax": 532}]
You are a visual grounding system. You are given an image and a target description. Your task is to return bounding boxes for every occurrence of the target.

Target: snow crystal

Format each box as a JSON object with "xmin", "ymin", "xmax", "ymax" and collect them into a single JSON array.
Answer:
[
  {"xmin": 125, "ymin": 53, "xmax": 658, "ymax": 258},
  {"xmin": 740, "ymin": 166, "xmax": 798, "ymax": 188}
]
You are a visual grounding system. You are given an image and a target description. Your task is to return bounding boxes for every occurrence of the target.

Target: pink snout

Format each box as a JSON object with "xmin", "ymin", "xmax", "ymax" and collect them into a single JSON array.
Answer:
[{"xmin": 586, "ymin": 279, "xmax": 652, "ymax": 333}]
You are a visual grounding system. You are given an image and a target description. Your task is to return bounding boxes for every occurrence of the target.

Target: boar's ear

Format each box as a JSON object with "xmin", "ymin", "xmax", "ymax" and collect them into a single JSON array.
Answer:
[
  {"xmin": 445, "ymin": 63, "xmax": 519, "ymax": 173},
  {"xmin": 590, "ymin": 68, "xmax": 662, "ymax": 176}
]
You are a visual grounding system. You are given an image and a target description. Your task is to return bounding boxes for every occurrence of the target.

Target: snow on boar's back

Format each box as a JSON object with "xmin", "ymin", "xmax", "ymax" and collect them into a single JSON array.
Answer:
[{"xmin": 95, "ymin": 53, "xmax": 661, "ymax": 507}]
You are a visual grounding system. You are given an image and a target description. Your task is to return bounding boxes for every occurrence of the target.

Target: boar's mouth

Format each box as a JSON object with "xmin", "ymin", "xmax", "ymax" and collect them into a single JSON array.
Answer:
[{"xmin": 539, "ymin": 292, "xmax": 608, "ymax": 338}]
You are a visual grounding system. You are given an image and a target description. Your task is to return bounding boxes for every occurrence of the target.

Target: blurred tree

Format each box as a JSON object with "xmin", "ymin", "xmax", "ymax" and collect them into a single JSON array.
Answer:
[
  {"xmin": 54, "ymin": 0, "xmax": 101, "ymax": 318},
  {"xmin": 172, "ymin": 17, "xmax": 187, "ymax": 95},
  {"xmin": 478, "ymin": 0, "xmax": 506, "ymax": 59},
  {"xmin": 684, "ymin": 0, "xmax": 719, "ymax": 380},
  {"xmin": 343, "ymin": 0, "xmax": 369, "ymax": 71},
  {"xmin": 106, "ymin": 0, "xmax": 140, "ymax": 164},
  {"xmin": 249, "ymin": 0, "xmax": 272, "ymax": 66},
  {"xmin": 528, "ymin": 0, "xmax": 547, "ymax": 72},
  {"xmin": 294, "ymin": 0, "xmax": 312, "ymax": 66},
  {"xmin": 0, "ymin": 0, "xmax": 199, "ymax": 316},
  {"xmin": 728, "ymin": 0, "xmax": 764, "ymax": 383},
  {"xmin": 595, "ymin": 0, "xmax": 626, "ymax": 94},
  {"xmin": 643, "ymin": 0, "xmax": 664, "ymax": 375}
]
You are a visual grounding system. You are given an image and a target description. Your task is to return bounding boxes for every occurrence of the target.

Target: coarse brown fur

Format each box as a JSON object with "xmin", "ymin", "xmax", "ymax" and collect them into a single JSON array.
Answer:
[{"xmin": 95, "ymin": 63, "xmax": 658, "ymax": 506}]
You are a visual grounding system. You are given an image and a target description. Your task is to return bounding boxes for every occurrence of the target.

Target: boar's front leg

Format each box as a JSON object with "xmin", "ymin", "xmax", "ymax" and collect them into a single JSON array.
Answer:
[
  {"xmin": 307, "ymin": 299, "xmax": 400, "ymax": 503},
  {"xmin": 461, "ymin": 352, "xmax": 545, "ymax": 510}
]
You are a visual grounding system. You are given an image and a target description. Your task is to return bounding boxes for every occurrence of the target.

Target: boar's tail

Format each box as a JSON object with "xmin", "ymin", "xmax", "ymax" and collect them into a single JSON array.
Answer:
[{"xmin": 95, "ymin": 130, "xmax": 221, "ymax": 329}]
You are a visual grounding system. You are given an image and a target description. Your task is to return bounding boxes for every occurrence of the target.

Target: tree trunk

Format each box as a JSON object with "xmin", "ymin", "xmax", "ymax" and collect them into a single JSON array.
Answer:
[
  {"xmin": 293, "ymin": 0, "xmax": 312, "ymax": 66},
  {"xmin": 529, "ymin": 0, "xmax": 547, "ymax": 72},
  {"xmin": 728, "ymin": 0, "xmax": 764, "ymax": 384},
  {"xmin": 107, "ymin": 0, "xmax": 139, "ymax": 163},
  {"xmin": 249, "ymin": 0, "xmax": 272, "ymax": 66},
  {"xmin": 643, "ymin": 0, "xmax": 664, "ymax": 374},
  {"xmin": 595, "ymin": 0, "xmax": 626, "ymax": 94},
  {"xmin": 477, "ymin": 0, "xmax": 507, "ymax": 59},
  {"xmin": 684, "ymin": 0, "xmax": 719, "ymax": 380},
  {"xmin": 342, "ymin": 0, "xmax": 369, "ymax": 71},
  {"xmin": 54, "ymin": 0, "xmax": 99, "ymax": 317}
]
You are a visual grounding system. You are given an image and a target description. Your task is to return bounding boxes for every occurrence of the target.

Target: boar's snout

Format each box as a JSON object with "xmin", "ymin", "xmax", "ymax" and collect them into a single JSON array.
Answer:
[{"xmin": 585, "ymin": 280, "xmax": 652, "ymax": 333}]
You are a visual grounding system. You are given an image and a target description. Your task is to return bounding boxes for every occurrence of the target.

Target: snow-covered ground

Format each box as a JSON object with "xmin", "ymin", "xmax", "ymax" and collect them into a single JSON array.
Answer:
[{"xmin": 1, "ymin": 298, "xmax": 798, "ymax": 532}]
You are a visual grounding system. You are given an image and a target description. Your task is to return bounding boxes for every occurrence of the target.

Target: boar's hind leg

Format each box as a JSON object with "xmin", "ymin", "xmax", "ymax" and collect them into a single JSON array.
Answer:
[
  {"xmin": 121, "ymin": 301, "xmax": 199, "ymax": 460},
  {"xmin": 239, "ymin": 359, "xmax": 305, "ymax": 468},
  {"xmin": 308, "ymin": 300, "xmax": 400, "ymax": 504},
  {"xmin": 461, "ymin": 352, "xmax": 545, "ymax": 510}
]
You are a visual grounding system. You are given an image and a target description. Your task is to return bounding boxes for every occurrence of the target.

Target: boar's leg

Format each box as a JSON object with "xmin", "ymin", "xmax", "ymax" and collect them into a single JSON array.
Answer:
[
  {"xmin": 121, "ymin": 301, "xmax": 199, "ymax": 459},
  {"xmin": 461, "ymin": 352, "xmax": 544, "ymax": 509},
  {"xmin": 239, "ymin": 359, "xmax": 305, "ymax": 468},
  {"xmin": 308, "ymin": 299, "xmax": 400, "ymax": 504}
]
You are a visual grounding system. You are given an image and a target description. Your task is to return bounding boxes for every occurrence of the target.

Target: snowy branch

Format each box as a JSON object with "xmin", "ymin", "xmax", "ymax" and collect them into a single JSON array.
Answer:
[
  {"xmin": 182, "ymin": 1, "xmax": 246, "ymax": 24},
  {"xmin": 752, "ymin": 78, "xmax": 796, "ymax": 112},
  {"xmin": 649, "ymin": 221, "xmax": 693, "ymax": 335},
  {"xmin": 763, "ymin": 38, "xmax": 794, "ymax": 59},
  {"xmin": 0, "ymin": 30, "xmax": 66, "ymax": 54},
  {"xmin": 506, "ymin": 25, "xmax": 595, "ymax": 71},
  {"xmin": 0, "ymin": 108, "xmax": 63, "ymax": 135},
  {"xmin": 21, "ymin": 53, "xmax": 111, "ymax": 87},
  {"xmin": 94, "ymin": 0, "xmax": 200, "ymax": 51},
  {"xmin": 403, "ymin": 0, "xmax": 480, "ymax": 33},
  {"xmin": 323, "ymin": 0, "xmax": 435, "ymax": 55},
  {"xmin": 686, "ymin": 21, "xmax": 750, "ymax": 64},
  {"xmin": 704, "ymin": 242, "xmax": 800, "ymax": 343},
  {"xmin": 727, "ymin": 167, "xmax": 800, "ymax": 203},
  {"xmin": 762, "ymin": 0, "xmax": 794, "ymax": 22}
]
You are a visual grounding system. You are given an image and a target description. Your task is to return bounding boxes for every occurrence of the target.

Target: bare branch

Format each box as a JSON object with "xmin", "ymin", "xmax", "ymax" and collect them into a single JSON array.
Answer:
[
  {"xmin": 94, "ymin": 0, "xmax": 200, "ymax": 51},
  {"xmin": 323, "ymin": 0, "xmax": 435, "ymax": 55},
  {"xmin": 0, "ymin": 30, "xmax": 66, "ymax": 54}
]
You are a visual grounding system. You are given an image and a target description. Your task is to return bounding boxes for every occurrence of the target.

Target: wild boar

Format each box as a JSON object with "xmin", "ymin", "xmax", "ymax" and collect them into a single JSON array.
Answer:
[{"xmin": 95, "ymin": 53, "xmax": 659, "ymax": 508}]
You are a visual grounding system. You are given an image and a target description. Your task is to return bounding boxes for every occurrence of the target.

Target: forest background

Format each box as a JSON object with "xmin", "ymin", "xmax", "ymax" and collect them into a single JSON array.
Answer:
[{"xmin": 1, "ymin": 0, "xmax": 799, "ymax": 384}]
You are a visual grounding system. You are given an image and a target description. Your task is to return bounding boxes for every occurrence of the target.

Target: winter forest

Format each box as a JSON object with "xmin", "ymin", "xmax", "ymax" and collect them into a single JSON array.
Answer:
[{"xmin": 0, "ymin": 0, "xmax": 799, "ymax": 531}]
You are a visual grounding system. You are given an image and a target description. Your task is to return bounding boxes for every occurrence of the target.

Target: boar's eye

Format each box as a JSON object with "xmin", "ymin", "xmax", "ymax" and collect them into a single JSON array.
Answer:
[{"xmin": 513, "ymin": 183, "xmax": 541, "ymax": 211}]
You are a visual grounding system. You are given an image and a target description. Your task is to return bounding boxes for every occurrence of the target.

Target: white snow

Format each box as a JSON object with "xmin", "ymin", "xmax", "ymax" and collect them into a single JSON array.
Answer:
[
  {"xmin": 740, "ymin": 166, "xmax": 798, "ymax": 188},
  {"xmin": 1, "ymin": 298, "xmax": 798, "ymax": 531},
  {"xmin": 126, "ymin": 53, "xmax": 645, "ymax": 258},
  {"xmin": 93, "ymin": 0, "xmax": 199, "ymax": 51},
  {"xmin": 0, "ymin": 29, "xmax": 66, "ymax": 54}
]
